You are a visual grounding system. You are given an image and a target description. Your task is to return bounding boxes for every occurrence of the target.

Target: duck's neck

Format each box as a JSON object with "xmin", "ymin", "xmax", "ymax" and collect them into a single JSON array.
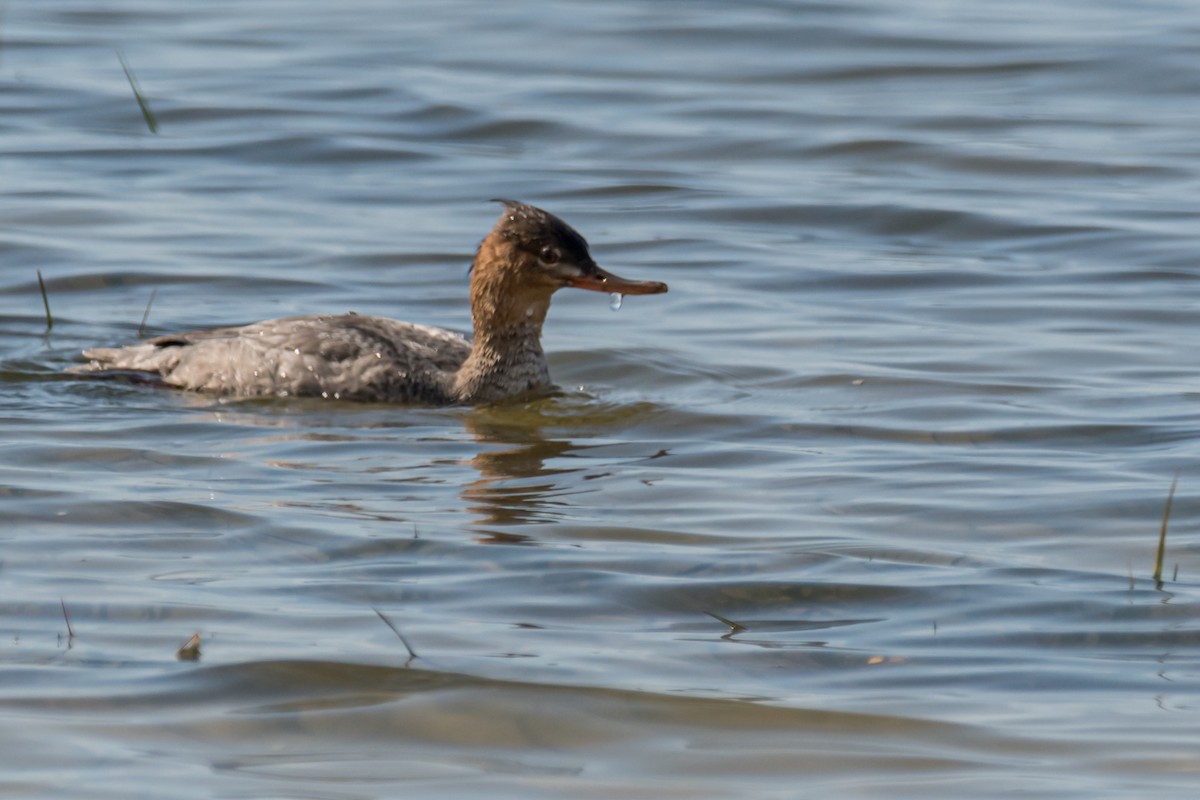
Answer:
[{"xmin": 450, "ymin": 273, "xmax": 554, "ymax": 403}]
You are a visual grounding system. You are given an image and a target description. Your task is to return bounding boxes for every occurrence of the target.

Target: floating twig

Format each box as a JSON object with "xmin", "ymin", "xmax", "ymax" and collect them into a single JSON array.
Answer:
[
  {"xmin": 138, "ymin": 288, "xmax": 158, "ymax": 338},
  {"xmin": 1153, "ymin": 470, "xmax": 1180, "ymax": 589},
  {"xmin": 704, "ymin": 610, "xmax": 746, "ymax": 637},
  {"xmin": 176, "ymin": 632, "xmax": 202, "ymax": 661},
  {"xmin": 374, "ymin": 608, "xmax": 418, "ymax": 663},
  {"xmin": 117, "ymin": 51, "xmax": 158, "ymax": 134},
  {"xmin": 37, "ymin": 270, "xmax": 52, "ymax": 330}
]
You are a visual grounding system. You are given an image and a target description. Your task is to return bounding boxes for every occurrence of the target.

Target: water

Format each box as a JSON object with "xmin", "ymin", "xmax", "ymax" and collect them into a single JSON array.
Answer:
[{"xmin": 3, "ymin": 0, "xmax": 1200, "ymax": 797}]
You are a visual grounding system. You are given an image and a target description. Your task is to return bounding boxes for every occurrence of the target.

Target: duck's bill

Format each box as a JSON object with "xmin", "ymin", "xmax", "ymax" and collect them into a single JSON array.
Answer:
[{"xmin": 568, "ymin": 266, "xmax": 668, "ymax": 295}]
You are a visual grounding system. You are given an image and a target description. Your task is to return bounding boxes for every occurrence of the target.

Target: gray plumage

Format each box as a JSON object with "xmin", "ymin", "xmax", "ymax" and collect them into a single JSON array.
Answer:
[
  {"xmin": 68, "ymin": 201, "xmax": 668, "ymax": 406},
  {"xmin": 74, "ymin": 314, "xmax": 473, "ymax": 403}
]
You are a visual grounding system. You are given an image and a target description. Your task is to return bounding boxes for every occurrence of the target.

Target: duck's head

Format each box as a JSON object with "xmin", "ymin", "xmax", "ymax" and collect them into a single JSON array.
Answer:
[{"xmin": 472, "ymin": 201, "xmax": 669, "ymax": 307}]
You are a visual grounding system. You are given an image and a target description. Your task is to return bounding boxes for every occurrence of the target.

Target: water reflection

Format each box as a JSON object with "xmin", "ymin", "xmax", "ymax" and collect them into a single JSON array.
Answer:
[
  {"xmin": 458, "ymin": 398, "xmax": 665, "ymax": 535},
  {"xmin": 460, "ymin": 405, "xmax": 592, "ymax": 533}
]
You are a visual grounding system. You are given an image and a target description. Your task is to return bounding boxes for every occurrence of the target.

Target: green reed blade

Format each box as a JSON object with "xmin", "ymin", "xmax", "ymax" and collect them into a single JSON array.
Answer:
[
  {"xmin": 117, "ymin": 51, "xmax": 158, "ymax": 134},
  {"xmin": 1153, "ymin": 470, "xmax": 1180, "ymax": 589}
]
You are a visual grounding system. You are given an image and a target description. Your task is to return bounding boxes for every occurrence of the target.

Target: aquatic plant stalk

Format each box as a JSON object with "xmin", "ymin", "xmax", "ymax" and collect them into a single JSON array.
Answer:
[
  {"xmin": 60, "ymin": 598, "xmax": 74, "ymax": 642},
  {"xmin": 374, "ymin": 608, "xmax": 418, "ymax": 661},
  {"xmin": 37, "ymin": 270, "xmax": 52, "ymax": 330},
  {"xmin": 118, "ymin": 51, "xmax": 158, "ymax": 133},
  {"xmin": 1153, "ymin": 471, "xmax": 1180, "ymax": 589},
  {"xmin": 138, "ymin": 288, "xmax": 158, "ymax": 338}
]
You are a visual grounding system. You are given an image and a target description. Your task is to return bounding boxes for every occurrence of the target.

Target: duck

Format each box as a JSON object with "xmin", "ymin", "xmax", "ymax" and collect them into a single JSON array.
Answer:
[{"xmin": 70, "ymin": 200, "xmax": 668, "ymax": 405}]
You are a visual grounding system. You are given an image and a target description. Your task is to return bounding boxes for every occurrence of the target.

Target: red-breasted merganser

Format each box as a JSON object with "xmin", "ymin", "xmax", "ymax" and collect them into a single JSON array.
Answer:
[{"xmin": 71, "ymin": 200, "xmax": 668, "ymax": 404}]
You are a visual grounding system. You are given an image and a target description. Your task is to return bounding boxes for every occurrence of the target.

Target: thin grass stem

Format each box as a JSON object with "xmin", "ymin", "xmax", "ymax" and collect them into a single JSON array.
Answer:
[
  {"xmin": 1153, "ymin": 470, "xmax": 1180, "ymax": 589},
  {"xmin": 704, "ymin": 610, "xmax": 746, "ymax": 636},
  {"xmin": 37, "ymin": 270, "xmax": 52, "ymax": 330},
  {"xmin": 138, "ymin": 288, "xmax": 158, "ymax": 338},
  {"xmin": 60, "ymin": 598, "xmax": 74, "ymax": 642},
  {"xmin": 373, "ymin": 608, "xmax": 418, "ymax": 662},
  {"xmin": 117, "ymin": 51, "xmax": 158, "ymax": 134}
]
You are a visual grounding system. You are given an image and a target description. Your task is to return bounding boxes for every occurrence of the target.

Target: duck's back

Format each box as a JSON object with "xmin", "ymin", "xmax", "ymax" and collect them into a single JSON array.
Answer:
[{"xmin": 74, "ymin": 314, "xmax": 471, "ymax": 403}]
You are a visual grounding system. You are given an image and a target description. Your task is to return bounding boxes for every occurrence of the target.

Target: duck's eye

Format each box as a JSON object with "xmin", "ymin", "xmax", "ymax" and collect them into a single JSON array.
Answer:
[{"xmin": 540, "ymin": 246, "xmax": 561, "ymax": 265}]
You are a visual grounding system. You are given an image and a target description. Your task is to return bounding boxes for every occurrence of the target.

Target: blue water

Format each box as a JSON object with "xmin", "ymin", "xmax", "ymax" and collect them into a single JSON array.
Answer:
[{"xmin": 3, "ymin": 1, "xmax": 1200, "ymax": 797}]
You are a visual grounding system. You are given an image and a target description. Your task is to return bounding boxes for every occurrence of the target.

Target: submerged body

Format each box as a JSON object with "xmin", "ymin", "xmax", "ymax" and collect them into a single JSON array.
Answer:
[{"xmin": 70, "ymin": 201, "xmax": 668, "ymax": 405}]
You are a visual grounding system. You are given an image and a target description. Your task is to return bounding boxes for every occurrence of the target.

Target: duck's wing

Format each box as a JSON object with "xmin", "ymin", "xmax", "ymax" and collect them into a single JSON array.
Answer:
[{"xmin": 71, "ymin": 314, "xmax": 472, "ymax": 403}]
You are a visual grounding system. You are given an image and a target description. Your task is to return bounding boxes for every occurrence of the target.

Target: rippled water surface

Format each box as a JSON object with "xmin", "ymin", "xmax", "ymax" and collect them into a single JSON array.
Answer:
[{"xmin": 4, "ymin": 1, "xmax": 1200, "ymax": 797}]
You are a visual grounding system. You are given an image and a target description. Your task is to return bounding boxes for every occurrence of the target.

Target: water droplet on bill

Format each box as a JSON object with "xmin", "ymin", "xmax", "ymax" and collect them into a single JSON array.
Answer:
[{"xmin": 609, "ymin": 292, "xmax": 623, "ymax": 311}]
